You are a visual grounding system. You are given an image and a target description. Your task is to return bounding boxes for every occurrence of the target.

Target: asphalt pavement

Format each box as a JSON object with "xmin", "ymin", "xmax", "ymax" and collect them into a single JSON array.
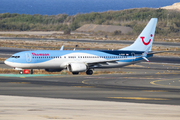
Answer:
[{"xmin": 0, "ymin": 62, "xmax": 180, "ymax": 105}]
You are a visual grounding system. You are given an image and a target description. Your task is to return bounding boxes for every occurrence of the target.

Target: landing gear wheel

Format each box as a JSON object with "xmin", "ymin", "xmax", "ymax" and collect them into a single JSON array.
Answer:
[
  {"xmin": 19, "ymin": 71, "xmax": 23, "ymax": 74},
  {"xmin": 86, "ymin": 69, "xmax": 93, "ymax": 75},
  {"xmin": 72, "ymin": 72, "xmax": 79, "ymax": 75},
  {"xmin": 30, "ymin": 69, "xmax": 33, "ymax": 74}
]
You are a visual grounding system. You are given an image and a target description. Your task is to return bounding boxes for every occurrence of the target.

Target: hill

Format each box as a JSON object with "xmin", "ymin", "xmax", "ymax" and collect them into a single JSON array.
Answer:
[
  {"xmin": 0, "ymin": 8, "xmax": 180, "ymax": 37},
  {"xmin": 162, "ymin": 2, "xmax": 180, "ymax": 11},
  {"xmin": 76, "ymin": 24, "xmax": 132, "ymax": 34}
]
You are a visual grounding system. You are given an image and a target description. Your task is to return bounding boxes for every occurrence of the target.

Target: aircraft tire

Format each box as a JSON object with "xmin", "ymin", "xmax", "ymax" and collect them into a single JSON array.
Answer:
[
  {"xmin": 30, "ymin": 69, "xmax": 33, "ymax": 74},
  {"xmin": 72, "ymin": 72, "xmax": 79, "ymax": 75},
  {"xmin": 86, "ymin": 69, "xmax": 93, "ymax": 75},
  {"xmin": 19, "ymin": 71, "xmax": 23, "ymax": 74}
]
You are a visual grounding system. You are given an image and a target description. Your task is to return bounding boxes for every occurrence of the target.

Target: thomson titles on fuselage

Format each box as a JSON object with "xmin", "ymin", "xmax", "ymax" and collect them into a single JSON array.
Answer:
[{"xmin": 32, "ymin": 53, "xmax": 49, "ymax": 56}]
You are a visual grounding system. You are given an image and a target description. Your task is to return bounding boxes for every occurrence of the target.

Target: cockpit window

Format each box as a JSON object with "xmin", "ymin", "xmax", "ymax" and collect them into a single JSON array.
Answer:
[{"xmin": 11, "ymin": 56, "xmax": 20, "ymax": 58}]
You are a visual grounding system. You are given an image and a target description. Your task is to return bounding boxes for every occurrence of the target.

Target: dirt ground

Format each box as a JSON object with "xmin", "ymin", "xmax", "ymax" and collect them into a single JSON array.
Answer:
[
  {"xmin": 0, "ymin": 95, "xmax": 180, "ymax": 120},
  {"xmin": 76, "ymin": 24, "xmax": 132, "ymax": 33},
  {"xmin": 0, "ymin": 31, "xmax": 64, "ymax": 36}
]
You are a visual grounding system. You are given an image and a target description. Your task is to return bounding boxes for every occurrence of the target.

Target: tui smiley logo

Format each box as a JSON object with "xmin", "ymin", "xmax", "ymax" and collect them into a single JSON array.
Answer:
[{"xmin": 141, "ymin": 34, "xmax": 153, "ymax": 45}]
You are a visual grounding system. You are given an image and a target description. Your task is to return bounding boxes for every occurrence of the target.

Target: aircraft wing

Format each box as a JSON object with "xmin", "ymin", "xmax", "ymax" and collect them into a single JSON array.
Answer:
[
  {"xmin": 85, "ymin": 57, "xmax": 133, "ymax": 65},
  {"xmin": 86, "ymin": 50, "xmax": 174, "ymax": 65}
]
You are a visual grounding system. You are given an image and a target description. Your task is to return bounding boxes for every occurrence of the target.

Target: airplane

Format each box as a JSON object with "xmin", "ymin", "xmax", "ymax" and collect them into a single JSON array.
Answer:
[{"xmin": 4, "ymin": 18, "xmax": 158, "ymax": 75}]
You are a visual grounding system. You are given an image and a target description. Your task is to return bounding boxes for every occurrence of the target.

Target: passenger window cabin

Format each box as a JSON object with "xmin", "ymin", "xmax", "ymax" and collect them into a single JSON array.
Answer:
[
  {"xmin": 11, "ymin": 56, "xmax": 20, "ymax": 58},
  {"xmin": 31, "ymin": 55, "xmax": 129, "ymax": 59}
]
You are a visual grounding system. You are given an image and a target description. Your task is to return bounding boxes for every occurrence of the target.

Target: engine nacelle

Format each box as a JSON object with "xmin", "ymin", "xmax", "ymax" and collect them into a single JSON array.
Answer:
[
  {"xmin": 67, "ymin": 63, "xmax": 87, "ymax": 72},
  {"xmin": 45, "ymin": 69, "xmax": 63, "ymax": 72}
]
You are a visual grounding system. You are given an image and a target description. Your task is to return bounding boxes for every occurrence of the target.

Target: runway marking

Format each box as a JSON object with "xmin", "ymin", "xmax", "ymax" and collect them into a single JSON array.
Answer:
[
  {"xmin": 82, "ymin": 80, "xmax": 89, "ymax": 85},
  {"xmin": 150, "ymin": 79, "xmax": 180, "ymax": 88},
  {"xmin": 108, "ymin": 97, "xmax": 169, "ymax": 100}
]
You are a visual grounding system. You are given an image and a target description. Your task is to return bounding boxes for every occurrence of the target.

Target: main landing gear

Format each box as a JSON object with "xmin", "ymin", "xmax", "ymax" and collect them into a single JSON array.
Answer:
[
  {"xmin": 86, "ymin": 69, "xmax": 93, "ymax": 75},
  {"xmin": 30, "ymin": 69, "xmax": 33, "ymax": 74},
  {"xmin": 72, "ymin": 72, "xmax": 79, "ymax": 75},
  {"xmin": 72, "ymin": 69, "xmax": 93, "ymax": 75}
]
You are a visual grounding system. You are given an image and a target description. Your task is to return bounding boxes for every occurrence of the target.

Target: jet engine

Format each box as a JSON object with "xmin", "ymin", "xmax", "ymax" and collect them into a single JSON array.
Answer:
[
  {"xmin": 45, "ymin": 69, "xmax": 63, "ymax": 72},
  {"xmin": 67, "ymin": 63, "xmax": 87, "ymax": 72}
]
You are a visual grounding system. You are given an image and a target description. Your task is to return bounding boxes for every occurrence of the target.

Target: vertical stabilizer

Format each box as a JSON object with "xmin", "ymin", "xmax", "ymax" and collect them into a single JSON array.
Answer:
[{"xmin": 120, "ymin": 18, "xmax": 158, "ymax": 51}]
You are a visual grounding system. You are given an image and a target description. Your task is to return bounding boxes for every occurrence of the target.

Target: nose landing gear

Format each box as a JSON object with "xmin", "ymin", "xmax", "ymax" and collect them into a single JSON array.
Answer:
[
  {"xmin": 19, "ymin": 69, "xmax": 33, "ymax": 74},
  {"xmin": 19, "ymin": 70, "xmax": 23, "ymax": 74}
]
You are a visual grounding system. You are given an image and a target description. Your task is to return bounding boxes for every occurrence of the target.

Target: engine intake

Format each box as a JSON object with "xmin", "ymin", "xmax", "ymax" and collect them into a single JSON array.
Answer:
[{"xmin": 67, "ymin": 63, "xmax": 87, "ymax": 72}]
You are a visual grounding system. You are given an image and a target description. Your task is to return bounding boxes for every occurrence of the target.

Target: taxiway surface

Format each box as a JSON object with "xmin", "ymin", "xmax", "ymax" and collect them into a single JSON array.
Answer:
[
  {"xmin": 0, "ymin": 62, "xmax": 180, "ymax": 105},
  {"xmin": 0, "ymin": 46, "xmax": 180, "ymax": 105},
  {"xmin": 1, "ymin": 46, "xmax": 180, "ymax": 119}
]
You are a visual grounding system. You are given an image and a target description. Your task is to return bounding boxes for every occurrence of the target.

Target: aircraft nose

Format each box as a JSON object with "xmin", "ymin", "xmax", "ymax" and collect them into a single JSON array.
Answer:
[
  {"xmin": 4, "ymin": 59, "xmax": 13, "ymax": 67},
  {"xmin": 4, "ymin": 59, "xmax": 9, "ymax": 65}
]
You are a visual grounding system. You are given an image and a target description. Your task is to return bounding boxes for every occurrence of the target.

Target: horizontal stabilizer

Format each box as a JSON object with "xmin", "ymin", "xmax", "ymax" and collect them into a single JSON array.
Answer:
[{"xmin": 142, "ymin": 57, "xmax": 150, "ymax": 62}]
